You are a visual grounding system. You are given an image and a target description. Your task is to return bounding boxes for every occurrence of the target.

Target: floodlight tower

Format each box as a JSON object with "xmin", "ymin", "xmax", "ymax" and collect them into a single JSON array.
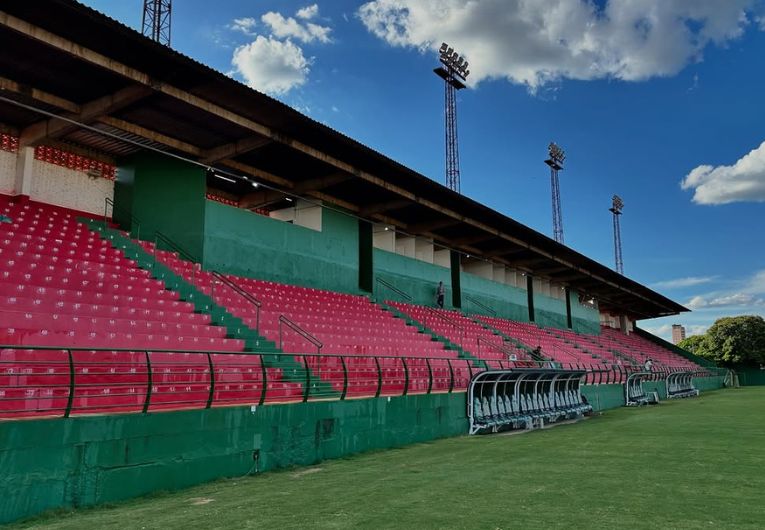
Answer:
[
  {"xmin": 142, "ymin": 0, "xmax": 172, "ymax": 46},
  {"xmin": 544, "ymin": 142, "xmax": 566, "ymax": 244},
  {"xmin": 434, "ymin": 43, "xmax": 470, "ymax": 193},
  {"xmin": 609, "ymin": 195, "xmax": 625, "ymax": 274}
]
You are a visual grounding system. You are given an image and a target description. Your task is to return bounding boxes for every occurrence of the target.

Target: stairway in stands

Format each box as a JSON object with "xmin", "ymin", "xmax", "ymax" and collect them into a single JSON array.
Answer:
[
  {"xmin": 84, "ymin": 220, "xmax": 334, "ymax": 399},
  {"xmin": 386, "ymin": 301, "xmax": 531, "ymax": 368},
  {"xmin": 129, "ymin": 242, "xmax": 476, "ymax": 396}
]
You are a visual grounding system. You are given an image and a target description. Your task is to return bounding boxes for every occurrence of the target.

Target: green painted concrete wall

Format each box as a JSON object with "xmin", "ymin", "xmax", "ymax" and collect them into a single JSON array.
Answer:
[
  {"xmin": 116, "ymin": 154, "xmax": 207, "ymax": 260},
  {"xmin": 461, "ymin": 272, "xmax": 529, "ymax": 322},
  {"xmin": 581, "ymin": 384, "xmax": 625, "ymax": 411},
  {"xmin": 203, "ymin": 201, "xmax": 360, "ymax": 293},
  {"xmin": 570, "ymin": 290, "xmax": 601, "ymax": 335},
  {"xmin": 0, "ymin": 393, "xmax": 467, "ymax": 525},
  {"xmin": 534, "ymin": 291, "xmax": 569, "ymax": 330},
  {"xmin": 373, "ymin": 249, "xmax": 452, "ymax": 307},
  {"xmin": 736, "ymin": 370, "xmax": 765, "ymax": 386},
  {"xmin": 0, "ymin": 376, "xmax": 728, "ymax": 524}
]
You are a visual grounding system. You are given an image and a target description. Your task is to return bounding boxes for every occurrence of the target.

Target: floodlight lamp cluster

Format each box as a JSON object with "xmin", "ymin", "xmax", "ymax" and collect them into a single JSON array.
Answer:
[
  {"xmin": 438, "ymin": 42, "xmax": 470, "ymax": 80},
  {"xmin": 547, "ymin": 142, "xmax": 565, "ymax": 165},
  {"xmin": 610, "ymin": 195, "xmax": 624, "ymax": 214}
]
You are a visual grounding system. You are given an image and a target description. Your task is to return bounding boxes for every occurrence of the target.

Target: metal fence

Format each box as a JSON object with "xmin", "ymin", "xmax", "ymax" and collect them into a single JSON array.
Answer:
[{"xmin": 0, "ymin": 345, "xmax": 725, "ymax": 420}]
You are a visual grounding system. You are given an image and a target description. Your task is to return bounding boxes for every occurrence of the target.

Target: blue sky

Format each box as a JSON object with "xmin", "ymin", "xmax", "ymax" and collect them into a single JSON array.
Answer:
[{"xmin": 82, "ymin": 0, "xmax": 765, "ymax": 340}]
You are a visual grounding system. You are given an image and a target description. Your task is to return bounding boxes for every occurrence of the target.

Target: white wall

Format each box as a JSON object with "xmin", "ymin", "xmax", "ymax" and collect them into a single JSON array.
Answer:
[
  {"xmin": 373, "ymin": 224, "xmax": 395, "ymax": 251},
  {"xmin": 395, "ymin": 235, "xmax": 415, "ymax": 258},
  {"xmin": 433, "ymin": 248, "xmax": 450, "ymax": 268},
  {"xmin": 0, "ymin": 150, "xmax": 15, "ymax": 194},
  {"xmin": 270, "ymin": 199, "xmax": 323, "ymax": 231},
  {"xmin": 30, "ymin": 158, "xmax": 114, "ymax": 216},
  {"xmin": 492, "ymin": 264, "xmax": 506, "ymax": 284},
  {"xmin": 414, "ymin": 239, "xmax": 434, "ymax": 264},
  {"xmin": 463, "ymin": 259, "xmax": 492, "ymax": 280}
]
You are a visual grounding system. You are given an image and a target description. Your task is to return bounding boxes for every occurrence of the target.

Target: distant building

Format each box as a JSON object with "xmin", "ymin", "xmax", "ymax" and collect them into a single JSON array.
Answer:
[{"xmin": 671, "ymin": 324, "xmax": 686, "ymax": 345}]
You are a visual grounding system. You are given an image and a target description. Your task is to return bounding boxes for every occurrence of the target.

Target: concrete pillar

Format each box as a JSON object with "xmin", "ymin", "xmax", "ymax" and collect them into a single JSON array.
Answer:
[
  {"xmin": 372, "ymin": 224, "xmax": 395, "ymax": 251},
  {"xmin": 433, "ymin": 249, "xmax": 450, "ymax": 268},
  {"xmin": 14, "ymin": 146, "xmax": 34, "ymax": 196}
]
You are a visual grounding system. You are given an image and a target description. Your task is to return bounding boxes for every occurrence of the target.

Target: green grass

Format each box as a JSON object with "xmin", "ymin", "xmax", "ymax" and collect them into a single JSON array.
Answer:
[{"xmin": 10, "ymin": 388, "xmax": 765, "ymax": 529}]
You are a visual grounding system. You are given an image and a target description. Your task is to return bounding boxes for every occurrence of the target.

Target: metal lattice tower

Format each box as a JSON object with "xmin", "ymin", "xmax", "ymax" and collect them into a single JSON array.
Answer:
[
  {"xmin": 142, "ymin": 0, "xmax": 172, "ymax": 46},
  {"xmin": 610, "ymin": 195, "xmax": 624, "ymax": 274},
  {"xmin": 434, "ymin": 43, "xmax": 469, "ymax": 193},
  {"xmin": 544, "ymin": 142, "xmax": 566, "ymax": 244}
]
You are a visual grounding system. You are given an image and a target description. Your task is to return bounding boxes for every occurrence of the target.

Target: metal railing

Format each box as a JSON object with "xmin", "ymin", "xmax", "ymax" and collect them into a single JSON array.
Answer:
[
  {"xmin": 477, "ymin": 337, "xmax": 518, "ymax": 361},
  {"xmin": 103, "ymin": 197, "xmax": 141, "ymax": 240},
  {"xmin": 464, "ymin": 295, "xmax": 496, "ymax": 316},
  {"xmin": 420, "ymin": 307, "xmax": 466, "ymax": 345},
  {"xmin": 375, "ymin": 277, "xmax": 413, "ymax": 302},
  {"xmin": 279, "ymin": 315, "xmax": 323, "ymax": 355},
  {"xmin": 153, "ymin": 230, "xmax": 202, "ymax": 285},
  {"xmin": 211, "ymin": 271, "xmax": 262, "ymax": 333},
  {"xmin": 0, "ymin": 345, "xmax": 726, "ymax": 420}
]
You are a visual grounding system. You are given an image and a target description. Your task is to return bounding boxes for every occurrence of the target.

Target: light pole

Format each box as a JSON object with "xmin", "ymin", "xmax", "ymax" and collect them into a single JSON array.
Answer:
[
  {"xmin": 434, "ymin": 42, "xmax": 469, "ymax": 193},
  {"xmin": 609, "ymin": 195, "xmax": 624, "ymax": 274},
  {"xmin": 544, "ymin": 142, "xmax": 566, "ymax": 244}
]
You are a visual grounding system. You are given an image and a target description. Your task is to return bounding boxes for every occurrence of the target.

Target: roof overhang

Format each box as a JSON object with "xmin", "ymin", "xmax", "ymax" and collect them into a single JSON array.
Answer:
[{"xmin": 0, "ymin": 0, "xmax": 688, "ymax": 319}]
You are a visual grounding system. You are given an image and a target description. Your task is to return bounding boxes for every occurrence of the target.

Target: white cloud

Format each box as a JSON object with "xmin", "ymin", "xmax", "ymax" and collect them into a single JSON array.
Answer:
[
  {"xmin": 357, "ymin": 0, "xmax": 759, "ymax": 90},
  {"xmin": 231, "ymin": 36, "xmax": 310, "ymax": 95},
  {"xmin": 687, "ymin": 293, "xmax": 765, "ymax": 310},
  {"xmin": 651, "ymin": 276, "xmax": 717, "ymax": 290},
  {"xmin": 747, "ymin": 270, "xmax": 765, "ymax": 294},
  {"xmin": 685, "ymin": 269, "xmax": 765, "ymax": 309},
  {"xmin": 228, "ymin": 4, "xmax": 334, "ymax": 96},
  {"xmin": 682, "ymin": 140, "xmax": 765, "ymax": 205},
  {"xmin": 297, "ymin": 4, "xmax": 320, "ymax": 20},
  {"xmin": 262, "ymin": 10, "xmax": 332, "ymax": 44},
  {"xmin": 230, "ymin": 17, "xmax": 257, "ymax": 36}
]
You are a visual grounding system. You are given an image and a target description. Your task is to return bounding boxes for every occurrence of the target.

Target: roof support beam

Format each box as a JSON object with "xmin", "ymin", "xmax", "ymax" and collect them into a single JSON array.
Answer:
[
  {"xmin": 0, "ymin": 75, "xmax": 80, "ymax": 113},
  {"xmin": 293, "ymin": 172, "xmax": 353, "ymax": 193},
  {"xmin": 407, "ymin": 217, "xmax": 461, "ymax": 233},
  {"xmin": 482, "ymin": 247, "xmax": 529, "ymax": 259},
  {"xmin": 508, "ymin": 257, "xmax": 553, "ymax": 269},
  {"xmin": 200, "ymin": 135, "xmax": 272, "ymax": 164},
  {"xmin": 359, "ymin": 199, "xmax": 411, "ymax": 216},
  {"xmin": 97, "ymin": 116, "xmax": 203, "ymax": 156},
  {"xmin": 19, "ymin": 84, "xmax": 153, "ymax": 147},
  {"xmin": 449, "ymin": 233, "xmax": 497, "ymax": 246}
]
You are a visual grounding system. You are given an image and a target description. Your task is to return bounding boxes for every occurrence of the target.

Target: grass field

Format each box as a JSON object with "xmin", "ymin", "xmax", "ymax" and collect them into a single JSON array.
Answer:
[{"xmin": 10, "ymin": 388, "xmax": 765, "ymax": 529}]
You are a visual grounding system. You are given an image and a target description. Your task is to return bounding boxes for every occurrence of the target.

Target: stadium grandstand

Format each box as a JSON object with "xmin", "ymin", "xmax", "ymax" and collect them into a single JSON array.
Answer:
[{"xmin": 0, "ymin": 1, "xmax": 729, "ymax": 524}]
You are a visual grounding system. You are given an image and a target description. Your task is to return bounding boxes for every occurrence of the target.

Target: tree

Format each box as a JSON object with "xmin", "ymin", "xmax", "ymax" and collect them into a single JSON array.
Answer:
[
  {"xmin": 695, "ymin": 315, "xmax": 765, "ymax": 367},
  {"xmin": 677, "ymin": 334, "xmax": 704, "ymax": 354}
]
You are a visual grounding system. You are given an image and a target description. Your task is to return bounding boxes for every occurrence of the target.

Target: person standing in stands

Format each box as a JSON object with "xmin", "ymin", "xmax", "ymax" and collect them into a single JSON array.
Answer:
[
  {"xmin": 436, "ymin": 281, "xmax": 445, "ymax": 309},
  {"xmin": 644, "ymin": 358, "xmax": 653, "ymax": 371}
]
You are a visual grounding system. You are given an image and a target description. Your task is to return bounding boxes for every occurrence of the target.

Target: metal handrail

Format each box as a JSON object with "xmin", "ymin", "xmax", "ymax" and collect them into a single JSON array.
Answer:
[
  {"xmin": 477, "ymin": 337, "xmax": 517, "ymax": 360},
  {"xmin": 279, "ymin": 315, "xmax": 323, "ymax": 355},
  {"xmin": 0, "ymin": 344, "xmax": 725, "ymax": 420},
  {"xmin": 103, "ymin": 197, "xmax": 141, "ymax": 240},
  {"xmin": 153, "ymin": 231, "xmax": 201, "ymax": 286},
  {"xmin": 422, "ymin": 306, "xmax": 466, "ymax": 345},
  {"xmin": 464, "ymin": 295, "xmax": 496, "ymax": 316},
  {"xmin": 154, "ymin": 231, "xmax": 199, "ymax": 263},
  {"xmin": 375, "ymin": 277, "xmax": 413, "ymax": 302},
  {"xmin": 211, "ymin": 271, "xmax": 262, "ymax": 332}
]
